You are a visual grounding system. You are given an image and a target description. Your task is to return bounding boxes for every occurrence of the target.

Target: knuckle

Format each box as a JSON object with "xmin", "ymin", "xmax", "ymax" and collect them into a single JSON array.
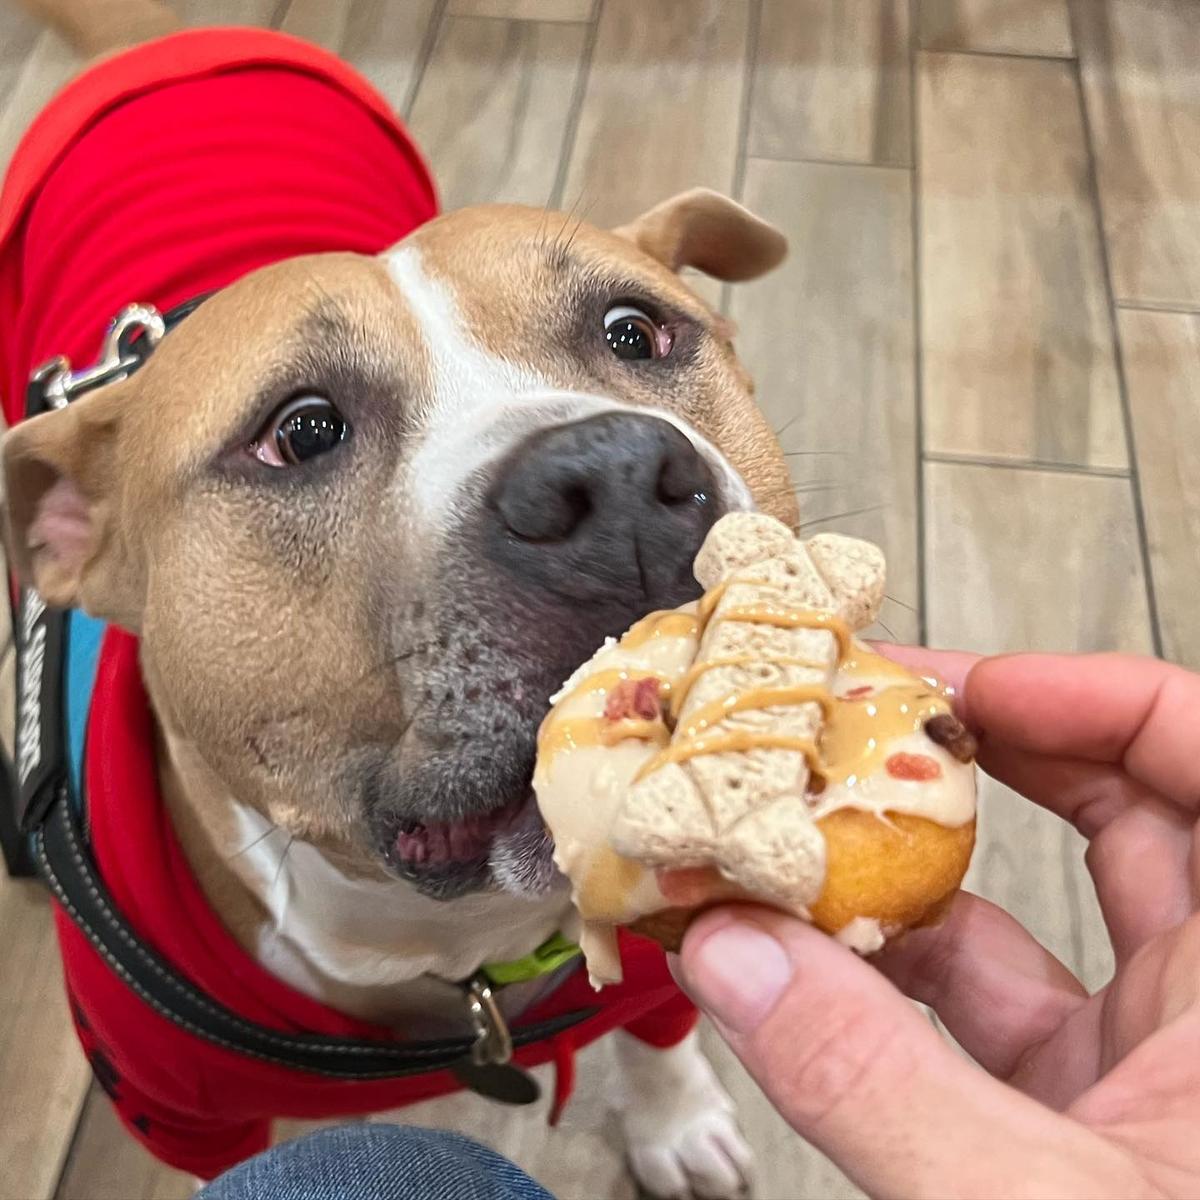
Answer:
[{"xmin": 769, "ymin": 1001, "xmax": 901, "ymax": 1131}]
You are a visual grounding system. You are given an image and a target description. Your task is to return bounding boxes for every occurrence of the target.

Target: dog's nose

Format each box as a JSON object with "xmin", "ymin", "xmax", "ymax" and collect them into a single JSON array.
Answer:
[{"xmin": 486, "ymin": 413, "xmax": 721, "ymax": 604}]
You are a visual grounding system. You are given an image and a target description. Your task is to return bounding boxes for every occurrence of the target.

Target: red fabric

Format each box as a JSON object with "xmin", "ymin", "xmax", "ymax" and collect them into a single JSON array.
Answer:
[
  {"xmin": 63, "ymin": 633, "xmax": 695, "ymax": 1178},
  {"xmin": 1, "ymin": 31, "xmax": 696, "ymax": 1180},
  {"xmin": 0, "ymin": 27, "xmax": 438, "ymax": 424}
]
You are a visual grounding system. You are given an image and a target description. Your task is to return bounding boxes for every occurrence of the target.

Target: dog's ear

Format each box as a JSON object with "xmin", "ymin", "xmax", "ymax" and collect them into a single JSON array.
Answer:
[
  {"xmin": 2, "ymin": 387, "xmax": 142, "ymax": 629},
  {"xmin": 613, "ymin": 188, "xmax": 787, "ymax": 282}
]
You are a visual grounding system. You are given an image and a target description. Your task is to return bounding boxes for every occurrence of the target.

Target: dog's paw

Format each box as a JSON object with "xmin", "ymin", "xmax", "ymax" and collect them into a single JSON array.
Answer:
[{"xmin": 612, "ymin": 1030, "xmax": 753, "ymax": 1199}]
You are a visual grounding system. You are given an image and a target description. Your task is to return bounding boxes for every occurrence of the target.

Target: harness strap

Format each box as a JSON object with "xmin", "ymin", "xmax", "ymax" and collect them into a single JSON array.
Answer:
[{"xmin": 35, "ymin": 787, "xmax": 596, "ymax": 1079}]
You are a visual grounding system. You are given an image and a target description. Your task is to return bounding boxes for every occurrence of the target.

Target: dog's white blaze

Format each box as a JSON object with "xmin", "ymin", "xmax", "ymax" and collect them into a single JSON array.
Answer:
[
  {"xmin": 384, "ymin": 244, "xmax": 541, "ymax": 419},
  {"xmin": 381, "ymin": 244, "xmax": 753, "ymax": 523}
]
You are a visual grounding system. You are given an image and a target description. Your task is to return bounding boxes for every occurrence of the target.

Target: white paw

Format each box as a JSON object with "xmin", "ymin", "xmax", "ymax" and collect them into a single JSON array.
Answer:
[{"xmin": 612, "ymin": 1031, "xmax": 753, "ymax": 1199}]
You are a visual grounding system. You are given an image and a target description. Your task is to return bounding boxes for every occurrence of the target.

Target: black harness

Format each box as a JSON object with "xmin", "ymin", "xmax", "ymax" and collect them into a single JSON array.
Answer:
[{"xmin": 1, "ymin": 298, "xmax": 594, "ymax": 1102}]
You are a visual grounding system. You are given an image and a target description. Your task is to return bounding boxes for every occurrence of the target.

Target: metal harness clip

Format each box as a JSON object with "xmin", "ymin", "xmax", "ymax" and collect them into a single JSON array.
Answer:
[
  {"xmin": 464, "ymin": 975, "xmax": 514, "ymax": 1066},
  {"xmin": 31, "ymin": 303, "xmax": 166, "ymax": 409}
]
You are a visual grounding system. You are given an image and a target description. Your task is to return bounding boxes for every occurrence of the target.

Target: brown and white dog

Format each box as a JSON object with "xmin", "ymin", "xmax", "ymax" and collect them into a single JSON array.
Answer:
[{"xmin": 5, "ymin": 2, "xmax": 797, "ymax": 1194}]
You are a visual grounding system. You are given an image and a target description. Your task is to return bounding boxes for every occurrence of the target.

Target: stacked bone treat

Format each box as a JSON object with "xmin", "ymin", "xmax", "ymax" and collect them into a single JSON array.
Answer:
[{"xmin": 535, "ymin": 513, "xmax": 978, "ymax": 986}]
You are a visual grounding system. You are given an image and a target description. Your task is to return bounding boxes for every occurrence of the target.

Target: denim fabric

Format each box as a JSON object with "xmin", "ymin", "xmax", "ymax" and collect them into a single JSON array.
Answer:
[{"xmin": 197, "ymin": 1124, "xmax": 555, "ymax": 1200}]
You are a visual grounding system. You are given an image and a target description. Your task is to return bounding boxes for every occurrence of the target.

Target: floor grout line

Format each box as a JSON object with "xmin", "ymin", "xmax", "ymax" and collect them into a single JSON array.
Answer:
[
  {"xmin": 923, "ymin": 451, "xmax": 1131, "ymax": 479},
  {"xmin": 909, "ymin": 0, "xmax": 928, "ymax": 647},
  {"xmin": 1066, "ymin": 0, "xmax": 1165, "ymax": 658},
  {"xmin": 1117, "ymin": 300, "xmax": 1200, "ymax": 318},
  {"xmin": 432, "ymin": 12, "xmax": 592, "ymax": 24},
  {"xmin": 746, "ymin": 151, "xmax": 913, "ymax": 172},
  {"xmin": 401, "ymin": 0, "xmax": 451, "ymax": 122},
  {"xmin": 919, "ymin": 44, "xmax": 1075, "ymax": 63},
  {"xmin": 48, "ymin": 1080, "xmax": 93, "ymax": 1200},
  {"xmin": 547, "ymin": 0, "xmax": 601, "ymax": 210},
  {"xmin": 719, "ymin": 0, "xmax": 762, "ymax": 317}
]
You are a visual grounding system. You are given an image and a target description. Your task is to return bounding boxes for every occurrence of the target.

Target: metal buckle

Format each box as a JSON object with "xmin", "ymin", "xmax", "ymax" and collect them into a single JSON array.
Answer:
[
  {"xmin": 31, "ymin": 303, "xmax": 166, "ymax": 410},
  {"xmin": 464, "ymin": 975, "xmax": 514, "ymax": 1066}
]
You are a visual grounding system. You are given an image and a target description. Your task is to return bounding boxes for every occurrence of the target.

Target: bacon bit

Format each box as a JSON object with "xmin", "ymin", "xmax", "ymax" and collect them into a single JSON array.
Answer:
[
  {"xmin": 924, "ymin": 713, "xmax": 978, "ymax": 763},
  {"xmin": 845, "ymin": 685, "xmax": 874, "ymax": 699},
  {"xmin": 886, "ymin": 752, "xmax": 942, "ymax": 782},
  {"xmin": 604, "ymin": 677, "xmax": 663, "ymax": 723}
]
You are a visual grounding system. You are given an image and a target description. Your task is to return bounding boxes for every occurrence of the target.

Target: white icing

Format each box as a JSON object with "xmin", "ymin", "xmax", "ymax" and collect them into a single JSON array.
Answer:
[
  {"xmin": 835, "ymin": 915, "xmax": 885, "ymax": 954},
  {"xmin": 534, "ymin": 608, "xmax": 702, "ymax": 985}
]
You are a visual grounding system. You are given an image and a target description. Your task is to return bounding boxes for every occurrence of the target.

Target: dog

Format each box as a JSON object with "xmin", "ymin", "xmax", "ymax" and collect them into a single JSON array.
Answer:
[{"xmin": 1, "ymin": 2, "xmax": 796, "ymax": 1194}]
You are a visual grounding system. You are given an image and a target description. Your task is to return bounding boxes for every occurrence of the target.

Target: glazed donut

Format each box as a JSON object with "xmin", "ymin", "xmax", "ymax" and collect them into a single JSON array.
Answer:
[{"xmin": 534, "ymin": 512, "xmax": 977, "ymax": 986}]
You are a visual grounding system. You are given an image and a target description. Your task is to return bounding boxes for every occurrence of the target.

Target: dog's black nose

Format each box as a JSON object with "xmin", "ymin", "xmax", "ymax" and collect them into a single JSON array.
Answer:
[{"xmin": 486, "ymin": 413, "xmax": 721, "ymax": 604}]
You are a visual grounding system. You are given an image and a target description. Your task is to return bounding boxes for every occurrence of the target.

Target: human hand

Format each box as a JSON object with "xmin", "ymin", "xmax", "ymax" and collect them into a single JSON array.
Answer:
[{"xmin": 675, "ymin": 650, "xmax": 1200, "ymax": 1199}]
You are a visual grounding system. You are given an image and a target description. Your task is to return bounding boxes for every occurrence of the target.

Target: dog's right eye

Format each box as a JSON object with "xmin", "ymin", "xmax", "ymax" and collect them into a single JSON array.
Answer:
[{"xmin": 251, "ymin": 396, "xmax": 350, "ymax": 468}]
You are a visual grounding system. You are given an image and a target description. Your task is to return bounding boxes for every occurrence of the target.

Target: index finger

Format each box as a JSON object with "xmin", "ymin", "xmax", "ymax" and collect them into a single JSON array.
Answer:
[
  {"xmin": 965, "ymin": 653, "xmax": 1200, "ymax": 812},
  {"xmin": 877, "ymin": 646, "xmax": 1200, "ymax": 813}
]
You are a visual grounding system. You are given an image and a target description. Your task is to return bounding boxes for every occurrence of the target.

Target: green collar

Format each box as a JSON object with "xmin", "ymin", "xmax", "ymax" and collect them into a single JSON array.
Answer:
[{"xmin": 481, "ymin": 932, "xmax": 581, "ymax": 987}]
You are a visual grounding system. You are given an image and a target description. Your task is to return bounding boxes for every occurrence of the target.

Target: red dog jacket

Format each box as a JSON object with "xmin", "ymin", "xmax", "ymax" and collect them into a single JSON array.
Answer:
[{"xmin": 0, "ymin": 29, "xmax": 696, "ymax": 1180}]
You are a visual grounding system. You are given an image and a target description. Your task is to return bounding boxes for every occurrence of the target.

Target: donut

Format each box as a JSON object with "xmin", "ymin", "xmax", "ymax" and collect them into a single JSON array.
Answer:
[{"xmin": 534, "ymin": 513, "xmax": 977, "ymax": 986}]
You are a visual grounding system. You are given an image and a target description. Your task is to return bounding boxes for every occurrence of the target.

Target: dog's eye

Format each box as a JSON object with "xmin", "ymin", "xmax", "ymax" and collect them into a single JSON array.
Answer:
[
  {"xmin": 252, "ymin": 396, "xmax": 349, "ymax": 467},
  {"xmin": 604, "ymin": 305, "xmax": 672, "ymax": 361}
]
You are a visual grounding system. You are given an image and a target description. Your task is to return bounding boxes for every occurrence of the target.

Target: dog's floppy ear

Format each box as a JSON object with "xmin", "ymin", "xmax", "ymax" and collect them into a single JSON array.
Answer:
[
  {"xmin": 3, "ymin": 387, "xmax": 142, "ymax": 629},
  {"xmin": 613, "ymin": 188, "xmax": 788, "ymax": 282}
]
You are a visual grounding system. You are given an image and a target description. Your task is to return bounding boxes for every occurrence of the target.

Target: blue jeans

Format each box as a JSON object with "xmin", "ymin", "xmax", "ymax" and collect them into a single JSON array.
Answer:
[{"xmin": 197, "ymin": 1125, "xmax": 555, "ymax": 1200}]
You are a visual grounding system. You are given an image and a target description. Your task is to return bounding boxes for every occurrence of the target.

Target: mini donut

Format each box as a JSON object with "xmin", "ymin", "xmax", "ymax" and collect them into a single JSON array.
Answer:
[{"xmin": 534, "ymin": 513, "xmax": 977, "ymax": 986}]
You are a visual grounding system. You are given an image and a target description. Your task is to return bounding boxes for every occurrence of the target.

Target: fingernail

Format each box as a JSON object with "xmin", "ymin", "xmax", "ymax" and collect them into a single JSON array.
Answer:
[{"xmin": 686, "ymin": 919, "xmax": 792, "ymax": 1033}]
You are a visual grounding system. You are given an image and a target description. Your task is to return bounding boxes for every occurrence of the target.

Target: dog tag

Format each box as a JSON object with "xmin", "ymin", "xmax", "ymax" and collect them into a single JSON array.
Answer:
[{"xmin": 452, "ymin": 1060, "xmax": 541, "ymax": 1105}]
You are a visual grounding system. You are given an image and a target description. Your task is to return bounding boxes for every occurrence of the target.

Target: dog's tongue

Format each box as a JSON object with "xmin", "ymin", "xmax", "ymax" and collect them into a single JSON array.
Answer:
[{"xmin": 393, "ymin": 801, "xmax": 522, "ymax": 865}]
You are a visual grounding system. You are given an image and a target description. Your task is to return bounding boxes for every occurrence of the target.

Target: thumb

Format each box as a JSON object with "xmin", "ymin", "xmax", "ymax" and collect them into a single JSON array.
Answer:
[{"xmin": 677, "ymin": 907, "xmax": 1122, "ymax": 1200}]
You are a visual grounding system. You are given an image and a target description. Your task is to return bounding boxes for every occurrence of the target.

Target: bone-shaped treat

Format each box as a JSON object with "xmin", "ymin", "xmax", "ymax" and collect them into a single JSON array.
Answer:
[{"xmin": 609, "ymin": 514, "xmax": 885, "ymax": 913}]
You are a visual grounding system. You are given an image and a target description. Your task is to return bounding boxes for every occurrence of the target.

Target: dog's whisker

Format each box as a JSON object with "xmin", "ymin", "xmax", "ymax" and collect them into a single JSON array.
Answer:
[
  {"xmin": 790, "ymin": 480, "xmax": 841, "ymax": 493},
  {"xmin": 225, "ymin": 824, "xmax": 281, "ymax": 862},
  {"xmin": 271, "ymin": 835, "xmax": 296, "ymax": 893},
  {"xmin": 562, "ymin": 194, "xmax": 599, "ymax": 256},
  {"xmin": 798, "ymin": 503, "xmax": 887, "ymax": 530},
  {"xmin": 884, "ymin": 592, "xmax": 918, "ymax": 614},
  {"xmin": 772, "ymin": 410, "xmax": 805, "ymax": 439},
  {"xmin": 782, "ymin": 449, "xmax": 852, "ymax": 459},
  {"xmin": 874, "ymin": 617, "xmax": 898, "ymax": 640}
]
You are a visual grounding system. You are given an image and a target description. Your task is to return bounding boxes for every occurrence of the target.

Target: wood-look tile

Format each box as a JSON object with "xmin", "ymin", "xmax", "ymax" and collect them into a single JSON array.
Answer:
[
  {"xmin": 919, "ymin": 52, "xmax": 1127, "ymax": 469},
  {"xmin": 918, "ymin": 0, "xmax": 1073, "ymax": 56},
  {"xmin": 1075, "ymin": 0, "xmax": 1200, "ymax": 310},
  {"xmin": 925, "ymin": 460, "xmax": 1153, "ymax": 986},
  {"xmin": 278, "ymin": 0, "xmax": 352, "ymax": 50},
  {"xmin": 560, "ymin": 0, "xmax": 749, "ymax": 232},
  {"xmin": 408, "ymin": 16, "xmax": 588, "ymax": 210},
  {"xmin": 171, "ymin": 0, "xmax": 277, "ymax": 26},
  {"xmin": 449, "ymin": 0, "xmax": 593, "ymax": 20},
  {"xmin": 0, "ymin": 1, "xmax": 40, "ymax": 115},
  {"xmin": 0, "ymin": 31, "xmax": 81, "ymax": 177},
  {"xmin": 1120, "ymin": 308, "xmax": 1200, "ymax": 670},
  {"xmin": 336, "ymin": 0, "xmax": 443, "ymax": 118},
  {"xmin": 0, "ymin": 879, "xmax": 90, "ymax": 1200},
  {"xmin": 733, "ymin": 159, "xmax": 918, "ymax": 642},
  {"xmin": 56, "ymin": 1086, "xmax": 193, "ymax": 1200},
  {"xmin": 748, "ymin": 0, "xmax": 910, "ymax": 167}
]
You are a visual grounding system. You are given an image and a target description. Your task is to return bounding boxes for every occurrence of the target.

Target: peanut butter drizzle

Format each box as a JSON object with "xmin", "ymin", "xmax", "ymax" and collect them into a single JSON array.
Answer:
[
  {"xmin": 707, "ymin": 605, "xmax": 852, "ymax": 657},
  {"xmin": 677, "ymin": 686, "xmax": 835, "ymax": 740},
  {"xmin": 619, "ymin": 610, "xmax": 701, "ymax": 650},
  {"xmin": 638, "ymin": 730, "xmax": 822, "ymax": 776},
  {"xmin": 538, "ymin": 715, "xmax": 669, "ymax": 766},
  {"xmin": 669, "ymin": 655, "xmax": 829, "ymax": 718},
  {"xmin": 821, "ymin": 683, "xmax": 948, "ymax": 784},
  {"xmin": 553, "ymin": 667, "xmax": 673, "ymax": 707},
  {"xmin": 541, "ymin": 574, "xmax": 948, "ymax": 794}
]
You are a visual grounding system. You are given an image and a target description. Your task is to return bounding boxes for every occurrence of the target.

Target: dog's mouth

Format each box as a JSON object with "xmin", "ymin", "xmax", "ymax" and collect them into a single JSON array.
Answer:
[{"xmin": 381, "ymin": 792, "xmax": 557, "ymax": 899}]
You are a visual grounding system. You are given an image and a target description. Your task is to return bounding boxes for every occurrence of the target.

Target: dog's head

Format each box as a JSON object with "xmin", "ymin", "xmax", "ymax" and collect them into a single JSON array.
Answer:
[{"xmin": 3, "ymin": 190, "xmax": 795, "ymax": 899}]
